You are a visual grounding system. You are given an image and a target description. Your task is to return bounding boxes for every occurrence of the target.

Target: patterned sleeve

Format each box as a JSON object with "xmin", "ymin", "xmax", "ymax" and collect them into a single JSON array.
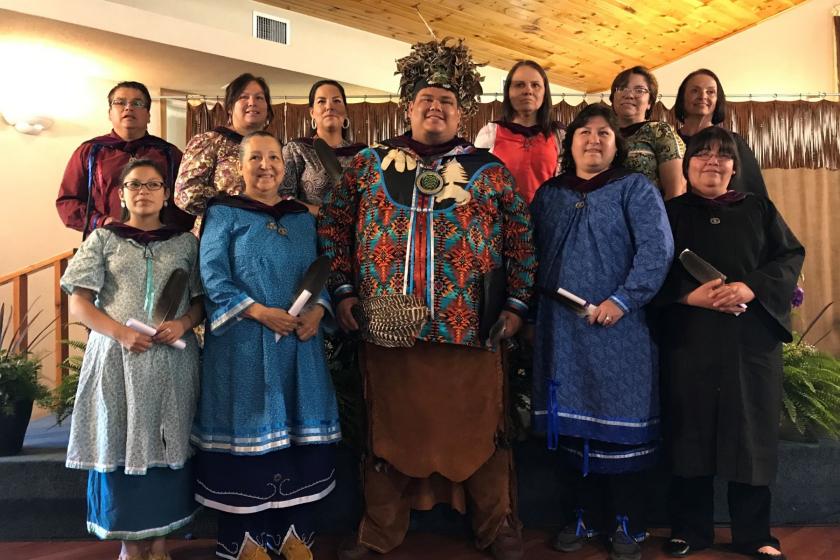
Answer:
[
  {"xmin": 175, "ymin": 132, "xmax": 219, "ymax": 217},
  {"xmin": 60, "ymin": 229, "xmax": 107, "ymax": 295},
  {"xmin": 317, "ymin": 151, "xmax": 368, "ymax": 301},
  {"xmin": 609, "ymin": 176, "xmax": 674, "ymax": 312},
  {"xmin": 199, "ymin": 205, "xmax": 255, "ymax": 334},
  {"xmin": 279, "ymin": 141, "xmax": 302, "ymax": 198},
  {"xmin": 184, "ymin": 234, "xmax": 205, "ymax": 299},
  {"xmin": 497, "ymin": 165, "xmax": 537, "ymax": 316},
  {"xmin": 652, "ymin": 121, "xmax": 685, "ymax": 165}
]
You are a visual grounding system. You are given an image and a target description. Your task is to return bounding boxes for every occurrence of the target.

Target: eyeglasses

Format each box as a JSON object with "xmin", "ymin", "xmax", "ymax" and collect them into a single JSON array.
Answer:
[
  {"xmin": 123, "ymin": 180, "xmax": 165, "ymax": 191},
  {"xmin": 694, "ymin": 150, "xmax": 734, "ymax": 162},
  {"xmin": 110, "ymin": 99, "xmax": 149, "ymax": 109},
  {"xmin": 613, "ymin": 86, "xmax": 650, "ymax": 96}
]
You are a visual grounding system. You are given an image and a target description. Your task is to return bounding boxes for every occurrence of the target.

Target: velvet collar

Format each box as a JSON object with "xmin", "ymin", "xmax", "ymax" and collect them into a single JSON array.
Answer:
[
  {"xmin": 555, "ymin": 167, "xmax": 633, "ymax": 193},
  {"xmin": 103, "ymin": 223, "xmax": 184, "ymax": 244},
  {"xmin": 494, "ymin": 120, "xmax": 543, "ymax": 138},
  {"xmin": 292, "ymin": 136, "xmax": 368, "ymax": 158},
  {"xmin": 208, "ymin": 193, "xmax": 308, "ymax": 219},
  {"xmin": 387, "ymin": 132, "xmax": 471, "ymax": 158},
  {"xmin": 685, "ymin": 189, "xmax": 748, "ymax": 207},
  {"xmin": 619, "ymin": 121, "xmax": 648, "ymax": 138},
  {"xmin": 90, "ymin": 130, "xmax": 171, "ymax": 153},
  {"xmin": 212, "ymin": 126, "xmax": 245, "ymax": 144}
]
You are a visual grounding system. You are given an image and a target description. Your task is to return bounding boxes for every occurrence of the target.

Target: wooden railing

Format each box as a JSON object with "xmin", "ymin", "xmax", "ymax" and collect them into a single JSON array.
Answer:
[{"xmin": 0, "ymin": 250, "xmax": 76, "ymax": 385}]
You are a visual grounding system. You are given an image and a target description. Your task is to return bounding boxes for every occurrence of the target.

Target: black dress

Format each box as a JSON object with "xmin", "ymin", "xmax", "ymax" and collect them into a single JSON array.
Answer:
[
  {"xmin": 657, "ymin": 192, "xmax": 804, "ymax": 486},
  {"xmin": 679, "ymin": 129, "xmax": 769, "ymax": 198}
]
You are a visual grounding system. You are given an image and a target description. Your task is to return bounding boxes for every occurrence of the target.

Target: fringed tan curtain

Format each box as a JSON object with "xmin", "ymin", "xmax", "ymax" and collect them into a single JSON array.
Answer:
[
  {"xmin": 185, "ymin": 99, "xmax": 840, "ymax": 354},
  {"xmin": 764, "ymin": 169, "xmax": 840, "ymax": 354},
  {"xmin": 651, "ymin": 99, "xmax": 840, "ymax": 170},
  {"xmin": 187, "ymin": 99, "xmax": 840, "ymax": 171}
]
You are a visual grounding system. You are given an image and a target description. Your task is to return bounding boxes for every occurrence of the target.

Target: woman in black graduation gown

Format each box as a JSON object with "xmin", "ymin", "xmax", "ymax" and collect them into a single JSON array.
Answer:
[
  {"xmin": 675, "ymin": 69, "xmax": 768, "ymax": 198},
  {"xmin": 657, "ymin": 127, "xmax": 803, "ymax": 560}
]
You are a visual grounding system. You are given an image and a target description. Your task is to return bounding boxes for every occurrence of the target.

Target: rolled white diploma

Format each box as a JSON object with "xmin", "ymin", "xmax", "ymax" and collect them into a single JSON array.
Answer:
[
  {"xmin": 555, "ymin": 287, "xmax": 597, "ymax": 317},
  {"xmin": 275, "ymin": 289, "xmax": 313, "ymax": 342},
  {"xmin": 125, "ymin": 318, "xmax": 186, "ymax": 350}
]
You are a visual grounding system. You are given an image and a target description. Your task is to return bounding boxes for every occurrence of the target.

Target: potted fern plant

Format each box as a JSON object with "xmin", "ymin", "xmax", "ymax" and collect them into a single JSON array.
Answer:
[
  {"xmin": 0, "ymin": 304, "xmax": 52, "ymax": 455},
  {"xmin": 781, "ymin": 302, "xmax": 840, "ymax": 441}
]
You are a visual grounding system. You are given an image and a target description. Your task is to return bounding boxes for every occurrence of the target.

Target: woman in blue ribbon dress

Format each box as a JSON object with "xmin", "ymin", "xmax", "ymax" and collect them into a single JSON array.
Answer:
[
  {"xmin": 530, "ymin": 104, "xmax": 673, "ymax": 560},
  {"xmin": 62, "ymin": 158, "xmax": 204, "ymax": 560},
  {"xmin": 192, "ymin": 130, "xmax": 340, "ymax": 560}
]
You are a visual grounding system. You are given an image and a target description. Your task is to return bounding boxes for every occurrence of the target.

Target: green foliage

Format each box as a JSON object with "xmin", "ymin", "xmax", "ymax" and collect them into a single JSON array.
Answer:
[
  {"xmin": 782, "ymin": 340, "xmax": 840, "ymax": 438},
  {"xmin": 45, "ymin": 339, "xmax": 85, "ymax": 425},
  {"xmin": 0, "ymin": 303, "xmax": 52, "ymax": 416},
  {"xmin": 0, "ymin": 352, "xmax": 50, "ymax": 416}
]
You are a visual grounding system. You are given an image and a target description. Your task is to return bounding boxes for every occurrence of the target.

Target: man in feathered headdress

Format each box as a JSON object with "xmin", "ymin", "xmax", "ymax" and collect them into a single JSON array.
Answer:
[{"xmin": 319, "ymin": 38, "xmax": 535, "ymax": 560}]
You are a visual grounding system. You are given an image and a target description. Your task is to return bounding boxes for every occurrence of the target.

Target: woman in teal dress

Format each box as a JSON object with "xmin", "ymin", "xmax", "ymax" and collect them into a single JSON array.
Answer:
[
  {"xmin": 192, "ymin": 131, "xmax": 340, "ymax": 560},
  {"xmin": 62, "ymin": 159, "xmax": 204, "ymax": 560}
]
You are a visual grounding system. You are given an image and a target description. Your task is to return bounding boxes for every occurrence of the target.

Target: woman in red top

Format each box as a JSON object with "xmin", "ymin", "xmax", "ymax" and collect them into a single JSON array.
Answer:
[{"xmin": 475, "ymin": 60, "xmax": 564, "ymax": 203}]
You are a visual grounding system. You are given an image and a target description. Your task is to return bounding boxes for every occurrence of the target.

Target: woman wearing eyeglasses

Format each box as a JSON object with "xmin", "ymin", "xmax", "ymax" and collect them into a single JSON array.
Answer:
[
  {"xmin": 61, "ymin": 159, "xmax": 204, "ymax": 560},
  {"xmin": 656, "ymin": 127, "xmax": 803, "ymax": 559},
  {"xmin": 610, "ymin": 66, "xmax": 686, "ymax": 200},
  {"xmin": 175, "ymin": 73, "xmax": 275, "ymax": 234},
  {"xmin": 674, "ymin": 69, "xmax": 768, "ymax": 198}
]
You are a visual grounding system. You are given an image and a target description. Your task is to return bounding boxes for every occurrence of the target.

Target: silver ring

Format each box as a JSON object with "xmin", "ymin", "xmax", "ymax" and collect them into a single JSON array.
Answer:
[{"xmin": 605, "ymin": 316, "xmax": 612, "ymax": 322}]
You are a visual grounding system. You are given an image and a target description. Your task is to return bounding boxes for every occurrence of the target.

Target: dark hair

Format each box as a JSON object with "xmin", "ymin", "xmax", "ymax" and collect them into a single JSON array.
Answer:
[
  {"xmin": 560, "ymin": 104, "xmax": 627, "ymax": 175},
  {"xmin": 117, "ymin": 158, "xmax": 169, "ymax": 222},
  {"xmin": 674, "ymin": 68, "xmax": 727, "ymax": 125},
  {"xmin": 108, "ymin": 81, "xmax": 152, "ymax": 109},
  {"xmin": 239, "ymin": 130, "xmax": 282, "ymax": 162},
  {"xmin": 609, "ymin": 66, "xmax": 658, "ymax": 120},
  {"xmin": 307, "ymin": 79, "xmax": 350, "ymax": 139},
  {"xmin": 501, "ymin": 60, "xmax": 555, "ymax": 137},
  {"xmin": 224, "ymin": 73, "xmax": 274, "ymax": 126},
  {"xmin": 682, "ymin": 126, "xmax": 740, "ymax": 183}
]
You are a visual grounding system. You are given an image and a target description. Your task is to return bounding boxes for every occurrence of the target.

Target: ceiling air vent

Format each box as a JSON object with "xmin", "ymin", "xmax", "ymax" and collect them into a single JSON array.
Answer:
[{"xmin": 253, "ymin": 11, "xmax": 289, "ymax": 45}]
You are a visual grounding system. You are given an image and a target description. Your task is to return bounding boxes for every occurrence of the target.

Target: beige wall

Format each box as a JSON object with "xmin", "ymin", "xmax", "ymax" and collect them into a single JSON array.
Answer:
[
  {"xmin": 0, "ymin": 36, "xmax": 167, "ymax": 392},
  {"xmin": 653, "ymin": 0, "xmax": 838, "ymax": 104}
]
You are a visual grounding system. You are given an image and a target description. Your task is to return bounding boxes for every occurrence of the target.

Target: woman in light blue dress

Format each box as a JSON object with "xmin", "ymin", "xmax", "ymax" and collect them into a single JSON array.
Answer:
[
  {"xmin": 192, "ymin": 131, "xmax": 340, "ymax": 560},
  {"xmin": 62, "ymin": 159, "xmax": 204, "ymax": 560}
]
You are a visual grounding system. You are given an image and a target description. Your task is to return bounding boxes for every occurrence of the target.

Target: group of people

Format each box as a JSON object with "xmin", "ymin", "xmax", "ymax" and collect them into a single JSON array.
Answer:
[{"xmin": 56, "ymin": 36, "xmax": 803, "ymax": 560}]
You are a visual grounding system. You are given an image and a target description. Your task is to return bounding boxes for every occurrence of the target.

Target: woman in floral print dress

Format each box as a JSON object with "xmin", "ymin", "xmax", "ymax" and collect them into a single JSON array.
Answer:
[
  {"xmin": 62, "ymin": 159, "xmax": 204, "ymax": 560},
  {"xmin": 175, "ymin": 72, "xmax": 274, "ymax": 233}
]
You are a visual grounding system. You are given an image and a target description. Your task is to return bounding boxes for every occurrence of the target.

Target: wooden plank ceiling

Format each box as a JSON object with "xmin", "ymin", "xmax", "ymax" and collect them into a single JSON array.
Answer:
[{"xmin": 262, "ymin": 0, "xmax": 804, "ymax": 93}]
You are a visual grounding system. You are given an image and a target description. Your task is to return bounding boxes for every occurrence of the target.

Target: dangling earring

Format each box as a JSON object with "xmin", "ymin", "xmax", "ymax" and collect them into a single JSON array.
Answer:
[
  {"xmin": 163, "ymin": 200, "xmax": 168, "ymax": 207},
  {"xmin": 342, "ymin": 117, "xmax": 350, "ymax": 129},
  {"xmin": 311, "ymin": 118, "xmax": 317, "ymax": 130},
  {"xmin": 120, "ymin": 199, "xmax": 126, "ymax": 208}
]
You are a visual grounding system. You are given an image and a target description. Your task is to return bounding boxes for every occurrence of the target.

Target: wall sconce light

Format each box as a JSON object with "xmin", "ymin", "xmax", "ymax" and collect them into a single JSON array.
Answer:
[{"xmin": 1, "ymin": 111, "xmax": 54, "ymax": 135}]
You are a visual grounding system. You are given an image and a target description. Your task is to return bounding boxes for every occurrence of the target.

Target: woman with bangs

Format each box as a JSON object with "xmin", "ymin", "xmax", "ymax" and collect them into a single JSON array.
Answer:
[
  {"xmin": 62, "ymin": 158, "xmax": 204, "ymax": 560},
  {"xmin": 656, "ymin": 127, "xmax": 803, "ymax": 560},
  {"xmin": 531, "ymin": 104, "xmax": 673, "ymax": 560}
]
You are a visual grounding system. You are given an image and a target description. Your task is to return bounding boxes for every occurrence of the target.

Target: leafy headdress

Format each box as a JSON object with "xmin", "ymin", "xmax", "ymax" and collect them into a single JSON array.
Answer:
[{"xmin": 395, "ymin": 37, "xmax": 485, "ymax": 126}]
